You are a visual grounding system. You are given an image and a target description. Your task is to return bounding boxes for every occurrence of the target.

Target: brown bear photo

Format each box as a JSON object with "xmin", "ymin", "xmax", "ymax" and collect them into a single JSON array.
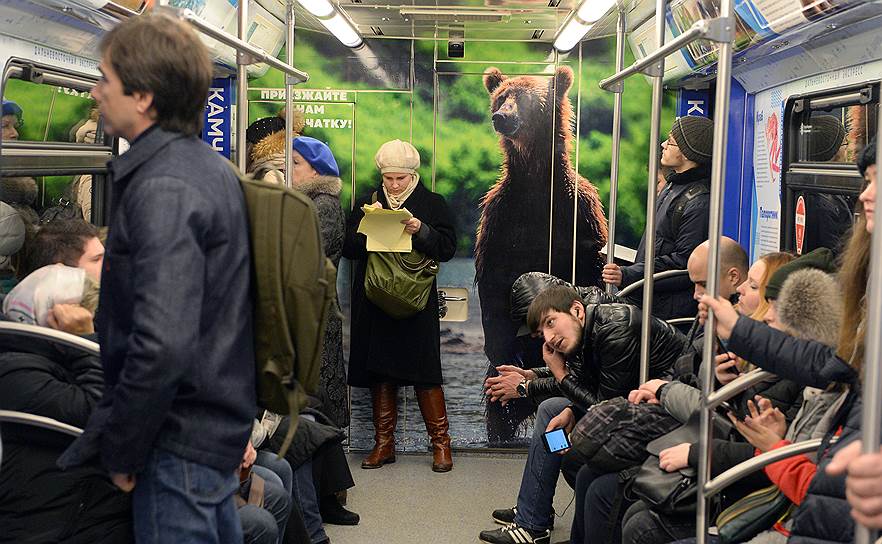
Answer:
[{"xmin": 476, "ymin": 65, "xmax": 608, "ymax": 444}]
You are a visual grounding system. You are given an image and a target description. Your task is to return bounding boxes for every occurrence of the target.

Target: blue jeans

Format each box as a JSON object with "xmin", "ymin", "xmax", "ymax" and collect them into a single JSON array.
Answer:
[
  {"xmin": 132, "ymin": 448, "xmax": 242, "ymax": 544},
  {"xmin": 571, "ymin": 468, "xmax": 631, "ymax": 544},
  {"xmin": 292, "ymin": 459, "xmax": 328, "ymax": 544},
  {"xmin": 513, "ymin": 396, "xmax": 572, "ymax": 532},
  {"xmin": 240, "ymin": 465, "xmax": 291, "ymax": 544}
]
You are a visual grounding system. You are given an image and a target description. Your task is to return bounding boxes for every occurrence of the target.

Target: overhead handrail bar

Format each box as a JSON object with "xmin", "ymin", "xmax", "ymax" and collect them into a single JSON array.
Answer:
[
  {"xmin": 605, "ymin": 10, "xmax": 626, "ymax": 294},
  {"xmin": 5, "ymin": 65, "xmax": 97, "ymax": 92},
  {"xmin": 617, "ymin": 269, "xmax": 690, "ymax": 298},
  {"xmin": 599, "ymin": 17, "xmax": 731, "ymax": 92},
  {"xmin": 705, "ymin": 369, "xmax": 775, "ymax": 409},
  {"xmin": 0, "ymin": 321, "xmax": 100, "ymax": 356},
  {"xmin": 855, "ymin": 99, "xmax": 882, "ymax": 544},
  {"xmin": 173, "ymin": 8, "xmax": 309, "ymax": 85},
  {"xmin": 0, "ymin": 410, "xmax": 84, "ymax": 437},
  {"xmin": 696, "ymin": 1, "xmax": 737, "ymax": 541},
  {"xmin": 704, "ymin": 438, "xmax": 833, "ymax": 498}
]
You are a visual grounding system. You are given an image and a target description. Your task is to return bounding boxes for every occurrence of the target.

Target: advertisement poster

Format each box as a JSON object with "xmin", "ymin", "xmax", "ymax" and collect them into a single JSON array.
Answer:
[
  {"xmin": 735, "ymin": 0, "xmax": 851, "ymax": 37},
  {"xmin": 627, "ymin": 16, "xmax": 692, "ymax": 82},
  {"xmin": 750, "ymin": 58, "xmax": 882, "ymax": 260}
]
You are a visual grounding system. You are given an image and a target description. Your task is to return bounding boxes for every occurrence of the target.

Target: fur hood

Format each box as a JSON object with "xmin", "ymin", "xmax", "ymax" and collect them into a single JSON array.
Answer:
[
  {"xmin": 295, "ymin": 175, "xmax": 341, "ymax": 198},
  {"xmin": 250, "ymin": 129, "xmax": 287, "ymax": 176},
  {"xmin": 777, "ymin": 268, "xmax": 842, "ymax": 347}
]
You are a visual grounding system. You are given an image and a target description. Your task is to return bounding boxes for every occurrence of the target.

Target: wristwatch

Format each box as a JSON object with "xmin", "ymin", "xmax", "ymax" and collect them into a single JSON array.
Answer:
[{"xmin": 516, "ymin": 379, "xmax": 529, "ymax": 398}]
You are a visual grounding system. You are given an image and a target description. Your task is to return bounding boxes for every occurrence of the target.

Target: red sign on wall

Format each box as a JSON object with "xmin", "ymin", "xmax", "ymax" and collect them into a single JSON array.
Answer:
[{"xmin": 795, "ymin": 195, "xmax": 806, "ymax": 256}]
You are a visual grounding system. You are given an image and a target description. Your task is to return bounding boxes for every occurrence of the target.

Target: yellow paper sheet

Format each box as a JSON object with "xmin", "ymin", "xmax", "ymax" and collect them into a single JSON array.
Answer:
[{"xmin": 357, "ymin": 205, "xmax": 413, "ymax": 253}]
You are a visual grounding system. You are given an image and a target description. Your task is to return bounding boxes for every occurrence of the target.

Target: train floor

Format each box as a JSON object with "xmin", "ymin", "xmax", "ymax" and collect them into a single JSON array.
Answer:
[{"xmin": 325, "ymin": 451, "xmax": 576, "ymax": 544}]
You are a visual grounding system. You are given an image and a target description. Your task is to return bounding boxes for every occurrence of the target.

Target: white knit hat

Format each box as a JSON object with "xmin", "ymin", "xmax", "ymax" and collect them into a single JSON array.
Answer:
[{"xmin": 375, "ymin": 139, "xmax": 420, "ymax": 175}]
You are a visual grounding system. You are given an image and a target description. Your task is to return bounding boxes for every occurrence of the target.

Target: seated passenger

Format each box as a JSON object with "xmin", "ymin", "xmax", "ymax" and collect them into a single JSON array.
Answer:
[
  {"xmin": 620, "ymin": 253, "xmax": 815, "ymax": 544},
  {"xmin": 478, "ymin": 283, "xmax": 686, "ymax": 544},
  {"xmin": 602, "ymin": 115, "xmax": 715, "ymax": 321},
  {"xmin": 0, "ymin": 201, "xmax": 25, "ymax": 294},
  {"xmin": 1, "ymin": 100, "xmax": 39, "ymax": 225},
  {"xmin": 1, "ymin": 100, "xmax": 22, "ymax": 141},
  {"xmin": 697, "ymin": 137, "xmax": 876, "ymax": 543},
  {"xmin": 725, "ymin": 265, "xmax": 844, "ymax": 542},
  {"xmin": 237, "ymin": 440, "xmax": 292, "ymax": 544},
  {"xmin": 19, "ymin": 219, "xmax": 104, "ymax": 281},
  {"xmin": 0, "ymin": 265, "xmax": 132, "ymax": 543}
]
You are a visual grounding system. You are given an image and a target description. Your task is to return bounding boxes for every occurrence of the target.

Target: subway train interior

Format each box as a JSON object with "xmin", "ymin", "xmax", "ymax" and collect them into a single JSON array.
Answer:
[{"xmin": 2, "ymin": 0, "xmax": 882, "ymax": 542}]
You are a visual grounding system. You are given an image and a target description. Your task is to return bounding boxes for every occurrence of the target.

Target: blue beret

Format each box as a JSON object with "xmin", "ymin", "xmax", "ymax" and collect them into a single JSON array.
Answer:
[
  {"xmin": 293, "ymin": 136, "xmax": 339, "ymax": 177},
  {"xmin": 2, "ymin": 100, "xmax": 22, "ymax": 118}
]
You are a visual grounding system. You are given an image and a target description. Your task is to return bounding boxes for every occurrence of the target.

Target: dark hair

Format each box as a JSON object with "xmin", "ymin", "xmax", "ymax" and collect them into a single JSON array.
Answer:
[
  {"xmin": 526, "ymin": 285, "xmax": 580, "ymax": 335},
  {"xmin": 100, "ymin": 13, "xmax": 212, "ymax": 137},
  {"xmin": 20, "ymin": 219, "xmax": 99, "ymax": 279}
]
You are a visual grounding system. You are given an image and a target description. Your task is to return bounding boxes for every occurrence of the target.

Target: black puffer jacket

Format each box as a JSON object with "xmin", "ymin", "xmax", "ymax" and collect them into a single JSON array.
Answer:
[
  {"xmin": 0, "ymin": 334, "xmax": 132, "ymax": 543},
  {"xmin": 728, "ymin": 317, "xmax": 859, "ymax": 543},
  {"xmin": 510, "ymin": 273, "xmax": 687, "ymax": 411}
]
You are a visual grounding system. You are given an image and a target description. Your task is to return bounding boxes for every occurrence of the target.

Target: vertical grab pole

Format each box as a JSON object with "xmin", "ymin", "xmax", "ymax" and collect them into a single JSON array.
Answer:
[
  {"xmin": 854, "ymin": 106, "xmax": 882, "ymax": 544},
  {"xmin": 605, "ymin": 10, "xmax": 626, "ymax": 294},
  {"xmin": 638, "ymin": 0, "xmax": 666, "ymax": 385},
  {"xmin": 696, "ymin": 4, "xmax": 735, "ymax": 543},
  {"xmin": 284, "ymin": 1, "xmax": 295, "ymax": 189},
  {"xmin": 235, "ymin": 0, "xmax": 249, "ymax": 170}
]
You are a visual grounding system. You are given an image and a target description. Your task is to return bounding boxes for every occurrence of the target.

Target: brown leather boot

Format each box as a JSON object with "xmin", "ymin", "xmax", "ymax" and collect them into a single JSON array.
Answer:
[
  {"xmin": 361, "ymin": 383, "xmax": 397, "ymax": 469},
  {"xmin": 415, "ymin": 386, "xmax": 453, "ymax": 472}
]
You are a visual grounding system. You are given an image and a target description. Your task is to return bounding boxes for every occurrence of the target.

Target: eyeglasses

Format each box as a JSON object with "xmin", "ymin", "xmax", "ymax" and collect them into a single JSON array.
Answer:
[{"xmin": 662, "ymin": 136, "xmax": 678, "ymax": 148}]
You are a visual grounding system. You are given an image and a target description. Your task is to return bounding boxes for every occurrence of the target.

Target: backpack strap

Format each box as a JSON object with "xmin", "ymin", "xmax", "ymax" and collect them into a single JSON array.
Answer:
[{"xmin": 670, "ymin": 182, "xmax": 710, "ymax": 234}]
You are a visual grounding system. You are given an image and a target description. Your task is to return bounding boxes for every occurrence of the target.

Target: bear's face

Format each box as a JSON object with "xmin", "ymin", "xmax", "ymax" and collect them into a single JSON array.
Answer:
[{"xmin": 483, "ymin": 66, "xmax": 574, "ymax": 144}]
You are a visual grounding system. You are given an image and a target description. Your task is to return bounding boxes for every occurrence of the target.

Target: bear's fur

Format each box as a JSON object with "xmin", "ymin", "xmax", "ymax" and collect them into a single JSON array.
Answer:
[{"xmin": 476, "ymin": 66, "xmax": 608, "ymax": 444}]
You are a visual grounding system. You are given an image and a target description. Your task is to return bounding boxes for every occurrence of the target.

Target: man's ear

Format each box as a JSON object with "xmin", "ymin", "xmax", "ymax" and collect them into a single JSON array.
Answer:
[
  {"xmin": 570, "ymin": 300, "xmax": 584, "ymax": 319},
  {"xmin": 132, "ymin": 90, "xmax": 156, "ymax": 118}
]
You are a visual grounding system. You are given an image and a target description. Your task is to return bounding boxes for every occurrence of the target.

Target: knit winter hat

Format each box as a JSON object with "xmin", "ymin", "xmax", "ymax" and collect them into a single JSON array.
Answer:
[
  {"xmin": 670, "ymin": 116, "xmax": 714, "ymax": 165},
  {"xmin": 858, "ymin": 136, "xmax": 876, "ymax": 177},
  {"xmin": 246, "ymin": 116, "xmax": 285, "ymax": 145},
  {"xmin": 3, "ymin": 264, "xmax": 85, "ymax": 326},
  {"xmin": 375, "ymin": 139, "xmax": 420, "ymax": 175},
  {"xmin": 805, "ymin": 115, "xmax": 846, "ymax": 162},
  {"xmin": 293, "ymin": 136, "xmax": 340, "ymax": 177},
  {"xmin": 0, "ymin": 202, "xmax": 25, "ymax": 257},
  {"xmin": 2, "ymin": 100, "xmax": 22, "ymax": 119},
  {"xmin": 764, "ymin": 247, "xmax": 837, "ymax": 300},
  {"xmin": 777, "ymin": 268, "xmax": 842, "ymax": 347}
]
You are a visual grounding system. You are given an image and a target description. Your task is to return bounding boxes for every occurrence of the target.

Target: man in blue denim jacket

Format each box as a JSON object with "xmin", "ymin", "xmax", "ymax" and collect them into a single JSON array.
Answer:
[{"xmin": 59, "ymin": 13, "xmax": 256, "ymax": 543}]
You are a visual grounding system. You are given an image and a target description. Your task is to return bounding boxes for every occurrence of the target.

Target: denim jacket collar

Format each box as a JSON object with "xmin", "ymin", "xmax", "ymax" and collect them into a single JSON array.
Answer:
[{"xmin": 109, "ymin": 125, "xmax": 186, "ymax": 183}]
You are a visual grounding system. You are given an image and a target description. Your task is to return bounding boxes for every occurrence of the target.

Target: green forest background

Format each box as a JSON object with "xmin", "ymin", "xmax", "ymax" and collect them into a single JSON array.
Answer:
[
  {"xmin": 4, "ymin": 31, "xmax": 675, "ymax": 249},
  {"xmin": 248, "ymin": 31, "xmax": 676, "ymax": 252}
]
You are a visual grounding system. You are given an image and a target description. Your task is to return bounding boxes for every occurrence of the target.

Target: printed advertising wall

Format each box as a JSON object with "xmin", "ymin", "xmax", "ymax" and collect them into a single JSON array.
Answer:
[{"xmin": 750, "ymin": 59, "xmax": 880, "ymax": 260}]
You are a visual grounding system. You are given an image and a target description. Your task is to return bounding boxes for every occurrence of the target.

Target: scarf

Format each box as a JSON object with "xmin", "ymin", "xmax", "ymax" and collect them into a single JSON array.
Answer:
[{"xmin": 382, "ymin": 174, "xmax": 419, "ymax": 210}]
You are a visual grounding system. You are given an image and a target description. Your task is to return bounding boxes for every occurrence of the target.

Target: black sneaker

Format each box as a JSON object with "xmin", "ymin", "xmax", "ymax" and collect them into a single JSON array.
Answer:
[
  {"xmin": 492, "ymin": 506, "xmax": 554, "ymax": 529},
  {"xmin": 479, "ymin": 523, "xmax": 551, "ymax": 544}
]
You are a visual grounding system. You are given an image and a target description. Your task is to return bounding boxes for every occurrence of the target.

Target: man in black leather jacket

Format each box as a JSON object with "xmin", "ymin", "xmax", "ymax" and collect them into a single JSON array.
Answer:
[{"xmin": 479, "ymin": 283, "xmax": 686, "ymax": 544}]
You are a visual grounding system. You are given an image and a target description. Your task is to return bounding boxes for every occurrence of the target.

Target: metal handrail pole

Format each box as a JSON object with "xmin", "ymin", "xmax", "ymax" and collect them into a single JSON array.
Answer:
[
  {"xmin": 284, "ymin": 1, "xmax": 295, "ymax": 189},
  {"xmin": 697, "ymin": 0, "xmax": 735, "ymax": 540},
  {"xmin": 0, "ymin": 410, "xmax": 84, "ymax": 437},
  {"xmin": 177, "ymin": 9, "xmax": 309, "ymax": 84},
  {"xmin": 705, "ymin": 369, "xmax": 775, "ymax": 409},
  {"xmin": 617, "ymin": 269, "xmax": 690, "ymax": 298},
  {"xmin": 638, "ymin": 0, "xmax": 666, "ymax": 386},
  {"xmin": 855, "ymin": 102, "xmax": 882, "ymax": 544},
  {"xmin": 704, "ymin": 438, "xmax": 831, "ymax": 498},
  {"xmin": 0, "ymin": 321, "xmax": 100, "ymax": 355},
  {"xmin": 598, "ymin": 22, "xmax": 705, "ymax": 91},
  {"xmin": 235, "ymin": 1, "xmax": 249, "ymax": 170},
  {"xmin": 605, "ymin": 10, "xmax": 626, "ymax": 294}
]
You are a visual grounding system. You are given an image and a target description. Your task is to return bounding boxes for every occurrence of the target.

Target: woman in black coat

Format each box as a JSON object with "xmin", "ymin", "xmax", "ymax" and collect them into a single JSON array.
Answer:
[{"xmin": 342, "ymin": 139, "xmax": 457, "ymax": 473}]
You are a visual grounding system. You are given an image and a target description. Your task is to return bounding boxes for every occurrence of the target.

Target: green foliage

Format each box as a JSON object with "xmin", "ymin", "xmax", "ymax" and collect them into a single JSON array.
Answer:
[{"xmin": 249, "ymin": 33, "xmax": 675, "ymax": 255}]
